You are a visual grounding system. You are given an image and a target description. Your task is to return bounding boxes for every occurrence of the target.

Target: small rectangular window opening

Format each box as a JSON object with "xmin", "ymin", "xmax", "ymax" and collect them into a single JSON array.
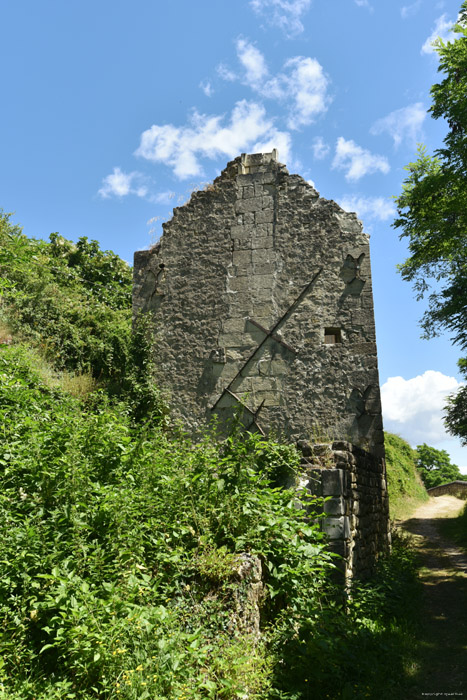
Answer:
[{"xmin": 324, "ymin": 328, "xmax": 342, "ymax": 344}]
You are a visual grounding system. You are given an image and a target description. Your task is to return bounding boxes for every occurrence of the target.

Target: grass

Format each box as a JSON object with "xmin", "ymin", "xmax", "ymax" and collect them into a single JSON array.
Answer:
[{"xmin": 437, "ymin": 502, "xmax": 467, "ymax": 552}]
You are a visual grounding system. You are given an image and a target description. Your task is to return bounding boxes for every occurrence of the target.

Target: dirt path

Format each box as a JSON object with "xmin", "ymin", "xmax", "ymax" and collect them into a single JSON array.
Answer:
[{"xmin": 400, "ymin": 495, "xmax": 467, "ymax": 697}]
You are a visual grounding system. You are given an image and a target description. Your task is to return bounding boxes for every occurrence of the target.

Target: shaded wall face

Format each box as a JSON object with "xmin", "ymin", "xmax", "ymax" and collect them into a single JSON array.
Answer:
[
  {"xmin": 307, "ymin": 441, "xmax": 390, "ymax": 581},
  {"xmin": 133, "ymin": 153, "xmax": 385, "ymax": 457}
]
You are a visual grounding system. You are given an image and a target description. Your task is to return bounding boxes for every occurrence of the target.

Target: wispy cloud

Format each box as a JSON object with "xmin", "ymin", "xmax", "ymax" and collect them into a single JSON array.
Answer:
[
  {"xmin": 370, "ymin": 102, "xmax": 426, "ymax": 148},
  {"xmin": 249, "ymin": 0, "xmax": 312, "ymax": 37},
  {"xmin": 381, "ymin": 370, "xmax": 462, "ymax": 444},
  {"xmin": 219, "ymin": 39, "xmax": 330, "ymax": 129},
  {"xmin": 236, "ymin": 38, "xmax": 268, "ymax": 88},
  {"xmin": 338, "ymin": 194, "xmax": 396, "ymax": 221},
  {"xmin": 216, "ymin": 64, "xmax": 237, "ymax": 82},
  {"xmin": 200, "ymin": 80, "xmax": 213, "ymax": 97},
  {"xmin": 98, "ymin": 167, "xmax": 148, "ymax": 199},
  {"xmin": 332, "ymin": 137, "xmax": 390, "ymax": 181},
  {"xmin": 421, "ymin": 13, "xmax": 455, "ymax": 54},
  {"xmin": 401, "ymin": 1, "xmax": 421, "ymax": 19},
  {"xmin": 151, "ymin": 191, "xmax": 176, "ymax": 205},
  {"xmin": 354, "ymin": 0, "xmax": 373, "ymax": 11},
  {"xmin": 311, "ymin": 136, "xmax": 330, "ymax": 160},
  {"xmin": 135, "ymin": 100, "xmax": 291, "ymax": 179}
]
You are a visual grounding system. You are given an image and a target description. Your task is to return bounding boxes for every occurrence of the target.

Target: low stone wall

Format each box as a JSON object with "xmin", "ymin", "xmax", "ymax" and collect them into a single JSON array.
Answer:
[
  {"xmin": 301, "ymin": 440, "xmax": 390, "ymax": 582},
  {"xmin": 427, "ymin": 481, "xmax": 467, "ymax": 498}
]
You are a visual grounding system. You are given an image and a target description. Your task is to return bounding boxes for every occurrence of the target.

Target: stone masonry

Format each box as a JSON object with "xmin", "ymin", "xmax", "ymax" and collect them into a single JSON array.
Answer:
[
  {"xmin": 133, "ymin": 151, "xmax": 385, "ymax": 457},
  {"xmin": 133, "ymin": 151, "xmax": 390, "ymax": 577},
  {"xmin": 427, "ymin": 481, "xmax": 467, "ymax": 498},
  {"xmin": 302, "ymin": 440, "xmax": 390, "ymax": 581}
]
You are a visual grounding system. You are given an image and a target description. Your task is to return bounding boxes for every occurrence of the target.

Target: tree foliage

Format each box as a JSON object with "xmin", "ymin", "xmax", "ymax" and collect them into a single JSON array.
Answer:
[
  {"xmin": 415, "ymin": 443, "xmax": 462, "ymax": 489},
  {"xmin": 393, "ymin": 5, "xmax": 467, "ymax": 441},
  {"xmin": 0, "ymin": 210, "xmax": 132, "ymax": 380}
]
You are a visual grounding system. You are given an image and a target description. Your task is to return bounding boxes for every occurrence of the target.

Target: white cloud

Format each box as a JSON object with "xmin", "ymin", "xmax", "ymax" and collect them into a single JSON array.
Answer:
[
  {"xmin": 249, "ymin": 0, "xmax": 312, "ymax": 37},
  {"xmin": 135, "ymin": 100, "xmax": 291, "ymax": 179},
  {"xmin": 332, "ymin": 137, "xmax": 390, "ymax": 181},
  {"xmin": 312, "ymin": 136, "xmax": 330, "ymax": 160},
  {"xmin": 236, "ymin": 38, "xmax": 268, "ymax": 89},
  {"xmin": 200, "ymin": 80, "xmax": 213, "ymax": 97},
  {"xmin": 421, "ymin": 14, "xmax": 455, "ymax": 54},
  {"xmin": 338, "ymin": 194, "xmax": 395, "ymax": 221},
  {"xmin": 381, "ymin": 370, "xmax": 462, "ymax": 445},
  {"xmin": 98, "ymin": 167, "xmax": 148, "ymax": 199},
  {"xmin": 401, "ymin": 1, "xmax": 421, "ymax": 19},
  {"xmin": 219, "ymin": 40, "xmax": 330, "ymax": 129},
  {"xmin": 216, "ymin": 64, "xmax": 237, "ymax": 82},
  {"xmin": 370, "ymin": 102, "xmax": 426, "ymax": 148},
  {"xmin": 282, "ymin": 57, "xmax": 330, "ymax": 128},
  {"xmin": 354, "ymin": 0, "xmax": 373, "ymax": 10},
  {"xmin": 151, "ymin": 191, "xmax": 176, "ymax": 205}
]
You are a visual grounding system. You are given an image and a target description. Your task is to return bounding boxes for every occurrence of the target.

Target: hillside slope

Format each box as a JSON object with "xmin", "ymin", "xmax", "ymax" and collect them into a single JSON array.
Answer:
[{"xmin": 385, "ymin": 432, "xmax": 429, "ymax": 520}]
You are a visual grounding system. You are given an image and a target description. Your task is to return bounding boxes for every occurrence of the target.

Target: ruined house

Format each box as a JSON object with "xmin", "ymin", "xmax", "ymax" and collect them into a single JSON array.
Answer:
[{"xmin": 133, "ymin": 151, "xmax": 389, "ymax": 579}]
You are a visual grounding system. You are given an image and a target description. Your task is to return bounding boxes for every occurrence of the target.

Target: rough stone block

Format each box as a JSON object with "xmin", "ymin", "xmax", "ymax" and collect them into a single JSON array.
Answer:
[
  {"xmin": 255, "ymin": 209, "xmax": 274, "ymax": 224},
  {"xmin": 321, "ymin": 469, "xmax": 346, "ymax": 496},
  {"xmin": 232, "ymin": 250, "xmax": 252, "ymax": 265},
  {"xmin": 235, "ymin": 197, "xmax": 263, "ymax": 214},
  {"xmin": 252, "ymin": 249, "xmax": 273, "ymax": 264},
  {"xmin": 324, "ymin": 496, "xmax": 346, "ymax": 516},
  {"xmin": 322, "ymin": 516, "xmax": 350, "ymax": 540},
  {"xmin": 221, "ymin": 318, "xmax": 247, "ymax": 334}
]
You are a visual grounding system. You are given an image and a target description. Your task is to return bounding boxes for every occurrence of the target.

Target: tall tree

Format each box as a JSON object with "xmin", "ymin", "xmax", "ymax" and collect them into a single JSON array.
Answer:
[
  {"xmin": 394, "ymin": 4, "xmax": 467, "ymax": 442},
  {"xmin": 415, "ymin": 443, "xmax": 462, "ymax": 488}
]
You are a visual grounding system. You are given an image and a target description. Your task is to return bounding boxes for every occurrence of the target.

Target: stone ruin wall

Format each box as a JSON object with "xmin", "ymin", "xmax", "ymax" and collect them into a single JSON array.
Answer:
[
  {"xmin": 133, "ymin": 151, "xmax": 390, "ymax": 578},
  {"xmin": 302, "ymin": 441, "xmax": 390, "ymax": 581},
  {"xmin": 427, "ymin": 481, "xmax": 467, "ymax": 498}
]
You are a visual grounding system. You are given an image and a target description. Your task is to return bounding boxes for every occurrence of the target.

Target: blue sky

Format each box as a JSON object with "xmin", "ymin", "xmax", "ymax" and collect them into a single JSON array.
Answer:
[{"xmin": 2, "ymin": 0, "xmax": 466, "ymax": 468}]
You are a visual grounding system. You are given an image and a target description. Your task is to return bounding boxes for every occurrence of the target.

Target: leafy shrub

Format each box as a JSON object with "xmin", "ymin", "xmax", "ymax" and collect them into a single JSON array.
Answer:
[
  {"xmin": 0, "ymin": 211, "xmax": 132, "ymax": 381},
  {"xmin": 0, "ymin": 344, "xmax": 333, "ymax": 698}
]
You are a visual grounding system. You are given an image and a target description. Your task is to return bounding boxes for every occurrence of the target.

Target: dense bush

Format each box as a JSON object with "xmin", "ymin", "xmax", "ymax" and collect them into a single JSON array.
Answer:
[
  {"xmin": 0, "ymin": 343, "xmax": 336, "ymax": 698},
  {"xmin": 0, "ymin": 211, "xmax": 132, "ymax": 380}
]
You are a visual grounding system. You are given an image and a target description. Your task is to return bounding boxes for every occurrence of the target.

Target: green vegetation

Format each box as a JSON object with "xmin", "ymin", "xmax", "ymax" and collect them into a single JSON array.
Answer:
[
  {"xmin": 0, "ymin": 212, "xmax": 422, "ymax": 698},
  {"xmin": 0, "ymin": 341, "xmax": 332, "ymax": 699},
  {"xmin": 385, "ymin": 433, "xmax": 428, "ymax": 520},
  {"xmin": 0, "ymin": 211, "xmax": 132, "ymax": 381},
  {"xmin": 384, "ymin": 433, "xmax": 460, "ymax": 511},
  {"xmin": 438, "ymin": 503, "xmax": 467, "ymax": 552},
  {"xmin": 415, "ymin": 443, "xmax": 463, "ymax": 489},
  {"xmin": 393, "ymin": 3, "xmax": 467, "ymax": 443}
]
